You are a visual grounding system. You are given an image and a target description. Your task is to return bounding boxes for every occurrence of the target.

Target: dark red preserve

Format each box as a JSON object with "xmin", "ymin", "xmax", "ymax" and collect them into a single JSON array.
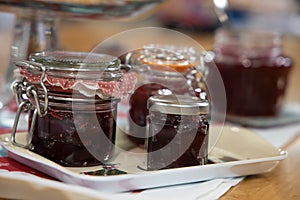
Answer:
[
  {"xmin": 212, "ymin": 29, "xmax": 292, "ymax": 116},
  {"xmin": 146, "ymin": 95, "xmax": 209, "ymax": 170},
  {"xmin": 12, "ymin": 51, "xmax": 136, "ymax": 167},
  {"xmin": 126, "ymin": 45, "xmax": 208, "ymax": 146}
]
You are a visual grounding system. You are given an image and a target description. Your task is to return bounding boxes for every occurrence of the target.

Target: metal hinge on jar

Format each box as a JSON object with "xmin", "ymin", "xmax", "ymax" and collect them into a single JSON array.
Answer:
[{"xmin": 11, "ymin": 61, "xmax": 48, "ymax": 148}]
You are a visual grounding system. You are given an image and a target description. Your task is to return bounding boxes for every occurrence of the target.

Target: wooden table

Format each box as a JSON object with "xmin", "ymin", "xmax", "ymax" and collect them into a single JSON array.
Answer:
[{"xmin": 220, "ymin": 135, "xmax": 300, "ymax": 199}]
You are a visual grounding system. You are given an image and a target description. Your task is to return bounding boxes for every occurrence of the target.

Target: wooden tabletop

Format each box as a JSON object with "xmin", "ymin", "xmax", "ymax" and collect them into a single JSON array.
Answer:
[{"xmin": 220, "ymin": 134, "xmax": 300, "ymax": 199}]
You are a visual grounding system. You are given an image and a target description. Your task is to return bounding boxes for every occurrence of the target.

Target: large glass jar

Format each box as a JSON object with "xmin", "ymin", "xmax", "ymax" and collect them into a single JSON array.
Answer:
[
  {"xmin": 125, "ymin": 45, "xmax": 208, "ymax": 146},
  {"xmin": 146, "ymin": 95, "xmax": 209, "ymax": 170},
  {"xmin": 12, "ymin": 51, "xmax": 136, "ymax": 167},
  {"xmin": 212, "ymin": 29, "xmax": 292, "ymax": 117}
]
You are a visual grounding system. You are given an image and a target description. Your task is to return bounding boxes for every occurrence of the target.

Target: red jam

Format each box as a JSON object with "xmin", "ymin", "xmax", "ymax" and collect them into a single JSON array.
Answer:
[
  {"xmin": 215, "ymin": 56, "xmax": 292, "ymax": 116},
  {"xmin": 213, "ymin": 29, "xmax": 292, "ymax": 116},
  {"xmin": 147, "ymin": 112, "xmax": 209, "ymax": 170},
  {"xmin": 29, "ymin": 98, "xmax": 118, "ymax": 167},
  {"xmin": 127, "ymin": 46, "xmax": 208, "ymax": 146},
  {"xmin": 13, "ymin": 51, "xmax": 135, "ymax": 167},
  {"xmin": 146, "ymin": 95, "xmax": 209, "ymax": 170},
  {"xmin": 128, "ymin": 79, "xmax": 206, "ymax": 145},
  {"xmin": 128, "ymin": 83, "xmax": 165, "ymax": 145}
]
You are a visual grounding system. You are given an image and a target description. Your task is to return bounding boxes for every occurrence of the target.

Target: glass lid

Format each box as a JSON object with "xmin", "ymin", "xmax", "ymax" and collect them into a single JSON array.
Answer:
[
  {"xmin": 15, "ymin": 51, "xmax": 137, "ymax": 99},
  {"xmin": 29, "ymin": 51, "xmax": 120, "ymax": 72},
  {"xmin": 15, "ymin": 51, "xmax": 124, "ymax": 82}
]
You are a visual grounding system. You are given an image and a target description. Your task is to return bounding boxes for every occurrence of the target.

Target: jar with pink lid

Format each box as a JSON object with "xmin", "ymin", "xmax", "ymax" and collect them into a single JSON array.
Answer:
[{"xmin": 11, "ymin": 51, "xmax": 136, "ymax": 167}]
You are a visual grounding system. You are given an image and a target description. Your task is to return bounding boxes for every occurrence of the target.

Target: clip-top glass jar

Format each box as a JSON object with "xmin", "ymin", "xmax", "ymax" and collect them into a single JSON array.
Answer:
[
  {"xmin": 146, "ymin": 94, "xmax": 209, "ymax": 170},
  {"xmin": 212, "ymin": 28, "xmax": 292, "ymax": 117},
  {"xmin": 12, "ymin": 51, "xmax": 136, "ymax": 167},
  {"xmin": 126, "ymin": 44, "xmax": 208, "ymax": 146}
]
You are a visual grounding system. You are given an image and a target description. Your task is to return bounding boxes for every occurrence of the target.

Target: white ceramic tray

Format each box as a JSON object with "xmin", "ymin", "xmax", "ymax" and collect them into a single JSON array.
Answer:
[{"xmin": 0, "ymin": 125, "xmax": 287, "ymax": 193}]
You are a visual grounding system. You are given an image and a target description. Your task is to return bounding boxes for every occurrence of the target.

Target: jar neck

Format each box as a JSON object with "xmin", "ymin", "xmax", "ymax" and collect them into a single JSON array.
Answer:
[
  {"xmin": 45, "ymin": 100, "xmax": 119, "ymax": 112},
  {"xmin": 214, "ymin": 29, "xmax": 283, "ymax": 59},
  {"xmin": 40, "ymin": 89, "xmax": 120, "ymax": 103}
]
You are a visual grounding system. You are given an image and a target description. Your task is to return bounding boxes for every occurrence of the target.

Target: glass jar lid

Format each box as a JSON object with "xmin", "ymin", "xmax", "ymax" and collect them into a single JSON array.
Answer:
[
  {"xmin": 15, "ymin": 51, "xmax": 137, "ymax": 99},
  {"xmin": 27, "ymin": 51, "xmax": 122, "ymax": 80},
  {"xmin": 147, "ymin": 95, "xmax": 209, "ymax": 115}
]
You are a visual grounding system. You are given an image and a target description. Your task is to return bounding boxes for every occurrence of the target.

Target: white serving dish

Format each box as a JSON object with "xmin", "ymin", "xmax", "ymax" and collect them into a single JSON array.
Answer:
[{"xmin": 0, "ymin": 125, "xmax": 287, "ymax": 193}]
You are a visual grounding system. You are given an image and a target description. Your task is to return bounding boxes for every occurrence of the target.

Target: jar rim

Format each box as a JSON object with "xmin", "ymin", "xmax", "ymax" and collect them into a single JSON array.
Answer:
[
  {"xmin": 214, "ymin": 28, "xmax": 283, "ymax": 58},
  {"xmin": 29, "ymin": 51, "xmax": 120, "ymax": 72},
  {"xmin": 148, "ymin": 94, "xmax": 209, "ymax": 115},
  {"xmin": 215, "ymin": 28, "xmax": 282, "ymax": 48},
  {"xmin": 140, "ymin": 45, "xmax": 197, "ymax": 72}
]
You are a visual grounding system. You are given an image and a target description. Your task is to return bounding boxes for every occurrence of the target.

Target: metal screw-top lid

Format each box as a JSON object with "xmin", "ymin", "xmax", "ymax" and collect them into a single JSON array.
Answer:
[{"xmin": 147, "ymin": 95, "xmax": 209, "ymax": 115}]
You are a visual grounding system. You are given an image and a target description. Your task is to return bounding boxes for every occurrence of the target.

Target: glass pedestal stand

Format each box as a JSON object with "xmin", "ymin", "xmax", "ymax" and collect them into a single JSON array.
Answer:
[
  {"xmin": 0, "ymin": 8, "xmax": 59, "ymax": 129},
  {"xmin": 0, "ymin": 0, "xmax": 163, "ymax": 128}
]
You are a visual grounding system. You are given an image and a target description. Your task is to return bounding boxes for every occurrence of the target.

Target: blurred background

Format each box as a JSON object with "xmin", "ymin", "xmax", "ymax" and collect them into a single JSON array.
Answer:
[
  {"xmin": 0, "ymin": 0, "xmax": 300, "ymax": 104},
  {"xmin": 57, "ymin": 0, "xmax": 300, "ymax": 51}
]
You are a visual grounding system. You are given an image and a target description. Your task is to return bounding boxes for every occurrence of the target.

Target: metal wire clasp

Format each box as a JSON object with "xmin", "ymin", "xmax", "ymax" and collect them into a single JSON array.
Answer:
[{"xmin": 11, "ymin": 61, "xmax": 48, "ymax": 148}]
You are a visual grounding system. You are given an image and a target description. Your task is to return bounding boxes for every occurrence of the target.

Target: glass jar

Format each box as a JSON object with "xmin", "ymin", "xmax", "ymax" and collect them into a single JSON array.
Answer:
[
  {"xmin": 212, "ymin": 28, "xmax": 292, "ymax": 117},
  {"xmin": 146, "ymin": 94, "xmax": 209, "ymax": 170},
  {"xmin": 126, "ymin": 44, "xmax": 208, "ymax": 146},
  {"xmin": 11, "ymin": 51, "xmax": 136, "ymax": 167}
]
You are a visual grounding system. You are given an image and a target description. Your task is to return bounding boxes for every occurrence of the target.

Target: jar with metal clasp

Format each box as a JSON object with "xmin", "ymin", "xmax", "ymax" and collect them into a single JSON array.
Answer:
[{"xmin": 12, "ymin": 51, "xmax": 136, "ymax": 167}]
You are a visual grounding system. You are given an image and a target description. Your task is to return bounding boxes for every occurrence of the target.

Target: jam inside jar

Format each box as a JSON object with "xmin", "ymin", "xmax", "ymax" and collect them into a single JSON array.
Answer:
[
  {"xmin": 212, "ymin": 29, "xmax": 293, "ymax": 116},
  {"xmin": 13, "ymin": 51, "xmax": 136, "ymax": 167},
  {"xmin": 126, "ymin": 45, "xmax": 209, "ymax": 146},
  {"xmin": 146, "ymin": 95, "xmax": 209, "ymax": 170},
  {"xmin": 29, "ymin": 97, "xmax": 119, "ymax": 167}
]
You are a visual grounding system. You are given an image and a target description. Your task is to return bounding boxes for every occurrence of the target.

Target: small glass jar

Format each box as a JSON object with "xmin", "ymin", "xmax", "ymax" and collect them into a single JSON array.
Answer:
[
  {"xmin": 212, "ymin": 28, "xmax": 292, "ymax": 116},
  {"xmin": 12, "ymin": 51, "xmax": 136, "ymax": 167},
  {"xmin": 126, "ymin": 45, "xmax": 208, "ymax": 146},
  {"xmin": 146, "ymin": 94, "xmax": 209, "ymax": 170}
]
